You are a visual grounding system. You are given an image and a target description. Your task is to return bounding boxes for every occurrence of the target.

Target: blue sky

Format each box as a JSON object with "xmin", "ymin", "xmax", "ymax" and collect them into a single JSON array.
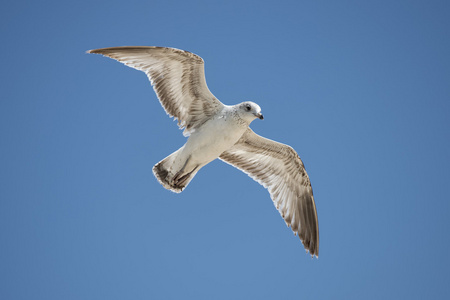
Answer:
[{"xmin": 1, "ymin": 0, "xmax": 449, "ymax": 299}]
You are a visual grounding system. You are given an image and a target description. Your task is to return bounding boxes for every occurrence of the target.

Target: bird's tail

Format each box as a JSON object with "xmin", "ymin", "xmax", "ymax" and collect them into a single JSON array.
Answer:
[{"xmin": 152, "ymin": 148, "xmax": 199, "ymax": 193}]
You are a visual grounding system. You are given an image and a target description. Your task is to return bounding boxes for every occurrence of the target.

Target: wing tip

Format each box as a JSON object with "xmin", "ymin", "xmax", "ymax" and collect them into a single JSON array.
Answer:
[
  {"xmin": 86, "ymin": 48, "xmax": 111, "ymax": 55},
  {"xmin": 85, "ymin": 46, "xmax": 204, "ymax": 63},
  {"xmin": 291, "ymin": 226, "xmax": 319, "ymax": 258},
  {"xmin": 85, "ymin": 47, "xmax": 140, "ymax": 55},
  {"xmin": 299, "ymin": 234, "xmax": 319, "ymax": 258},
  {"xmin": 86, "ymin": 48, "xmax": 105, "ymax": 55}
]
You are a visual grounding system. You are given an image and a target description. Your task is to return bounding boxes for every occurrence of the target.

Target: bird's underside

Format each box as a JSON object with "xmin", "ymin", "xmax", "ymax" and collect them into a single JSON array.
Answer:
[{"xmin": 88, "ymin": 46, "xmax": 319, "ymax": 257}]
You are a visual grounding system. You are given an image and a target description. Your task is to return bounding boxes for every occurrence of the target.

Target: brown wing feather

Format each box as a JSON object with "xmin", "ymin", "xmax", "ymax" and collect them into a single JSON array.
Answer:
[
  {"xmin": 88, "ymin": 46, "xmax": 223, "ymax": 135},
  {"xmin": 220, "ymin": 128, "xmax": 319, "ymax": 257}
]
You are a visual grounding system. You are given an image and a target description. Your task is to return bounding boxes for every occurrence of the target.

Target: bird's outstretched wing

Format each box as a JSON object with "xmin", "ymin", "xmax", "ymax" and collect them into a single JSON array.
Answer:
[
  {"xmin": 219, "ymin": 128, "xmax": 319, "ymax": 257},
  {"xmin": 88, "ymin": 46, "xmax": 224, "ymax": 135}
]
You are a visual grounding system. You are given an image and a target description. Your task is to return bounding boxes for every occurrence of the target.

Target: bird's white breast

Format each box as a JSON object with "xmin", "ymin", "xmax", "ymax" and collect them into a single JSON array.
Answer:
[{"xmin": 181, "ymin": 109, "xmax": 247, "ymax": 166}]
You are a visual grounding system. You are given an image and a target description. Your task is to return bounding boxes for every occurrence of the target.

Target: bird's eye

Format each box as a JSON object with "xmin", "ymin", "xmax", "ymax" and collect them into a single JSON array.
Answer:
[{"xmin": 245, "ymin": 105, "xmax": 251, "ymax": 111}]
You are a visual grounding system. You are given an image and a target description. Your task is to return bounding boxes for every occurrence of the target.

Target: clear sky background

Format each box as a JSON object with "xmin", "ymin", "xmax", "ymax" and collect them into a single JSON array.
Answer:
[{"xmin": 1, "ymin": 0, "xmax": 449, "ymax": 299}]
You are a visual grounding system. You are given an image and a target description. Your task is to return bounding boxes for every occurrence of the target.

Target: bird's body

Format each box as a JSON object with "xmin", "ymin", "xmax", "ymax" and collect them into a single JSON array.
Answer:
[
  {"xmin": 88, "ymin": 46, "xmax": 319, "ymax": 257},
  {"xmin": 154, "ymin": 105, "xmax": 253, "ymax": 192}
]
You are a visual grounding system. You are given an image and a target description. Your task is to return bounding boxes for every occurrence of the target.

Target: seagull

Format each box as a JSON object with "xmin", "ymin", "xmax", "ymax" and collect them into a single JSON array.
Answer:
[{"xmin": 87, "ymin": 46, "xmax": 319, "ymax": 257}]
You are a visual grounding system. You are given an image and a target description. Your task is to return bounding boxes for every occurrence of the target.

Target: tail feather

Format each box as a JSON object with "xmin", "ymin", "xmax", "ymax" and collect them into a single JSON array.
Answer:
[{"xmin": 152, "ymin": 150, "xmax": 199, "ymax": 193}]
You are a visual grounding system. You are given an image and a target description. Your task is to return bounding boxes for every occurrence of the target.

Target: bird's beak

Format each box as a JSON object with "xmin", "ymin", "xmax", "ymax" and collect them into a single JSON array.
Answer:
[{"xmin": 255, "ymin": 113, "xmax": 264, "ymax": 120}]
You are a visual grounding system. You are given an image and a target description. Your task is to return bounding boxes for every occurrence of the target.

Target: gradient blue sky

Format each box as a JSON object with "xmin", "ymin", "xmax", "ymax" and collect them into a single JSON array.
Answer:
[{"xmin": 1, "ymin": 0, "xmax": 449, "ymax": 299}]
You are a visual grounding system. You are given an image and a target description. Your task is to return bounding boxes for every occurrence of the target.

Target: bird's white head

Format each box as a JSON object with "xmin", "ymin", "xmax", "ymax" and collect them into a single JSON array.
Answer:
[{"xmin": 237, "ymin": 101, "xmax": 264, "ymax": 123}]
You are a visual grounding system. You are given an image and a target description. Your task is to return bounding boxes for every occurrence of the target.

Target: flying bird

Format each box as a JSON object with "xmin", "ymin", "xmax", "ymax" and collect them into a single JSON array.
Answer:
[{"xmin": 87, "ymin": 46, "xmax": 319, "ymax": 257}]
